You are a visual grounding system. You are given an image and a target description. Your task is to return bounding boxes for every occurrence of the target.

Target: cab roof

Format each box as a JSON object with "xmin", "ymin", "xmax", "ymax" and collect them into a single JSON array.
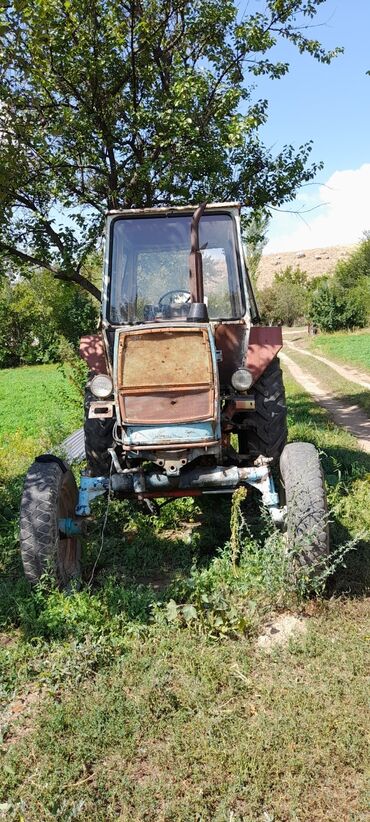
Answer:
[{"xmin": 106, "ymin": 202, "xmax": 241, "ymax": 217}]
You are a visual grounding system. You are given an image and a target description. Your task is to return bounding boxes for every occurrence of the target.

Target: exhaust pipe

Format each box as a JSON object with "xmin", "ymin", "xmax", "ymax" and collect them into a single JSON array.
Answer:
[{"xmin": 188, "ymin": 202, "xmax": 209, "ymax": 322}]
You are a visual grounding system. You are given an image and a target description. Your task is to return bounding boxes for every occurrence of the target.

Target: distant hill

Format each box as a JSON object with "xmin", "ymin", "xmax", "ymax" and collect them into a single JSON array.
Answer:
[{"xmin": 256, "ymin": 244, "xmax": 358, "ymax": 289}]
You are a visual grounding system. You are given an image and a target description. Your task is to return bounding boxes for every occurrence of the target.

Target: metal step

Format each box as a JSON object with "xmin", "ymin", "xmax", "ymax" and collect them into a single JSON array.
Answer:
[{"xmin": 59, "ymin": 427, "xmax": 85, "ymax": 462}]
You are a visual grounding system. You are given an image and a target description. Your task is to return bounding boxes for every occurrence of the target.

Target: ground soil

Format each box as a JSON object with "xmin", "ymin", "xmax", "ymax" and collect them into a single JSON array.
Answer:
[
  {"xmin": 257, "ymin": 243, "xmax": 357, "ymax": 288},
  {"xmin": 280, "ymin": 349, "xmax": 370, "ymax": 453},
  {"xmin": 284, "ymin": 340, "xmax": 370, "ymax": 390}
]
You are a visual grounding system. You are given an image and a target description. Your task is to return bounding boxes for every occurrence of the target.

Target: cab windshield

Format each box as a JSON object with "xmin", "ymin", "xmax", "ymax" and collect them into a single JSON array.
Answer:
[{"xmin": 109, "ymin": 213, "xmax": 245, "ymax": 323}]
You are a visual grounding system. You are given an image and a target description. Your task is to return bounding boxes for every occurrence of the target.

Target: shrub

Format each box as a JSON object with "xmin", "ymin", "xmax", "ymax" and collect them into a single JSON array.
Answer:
[
  {"xmin": 335, "ymin": 234, "xmax": 370, "ymax": 289},
  {"xmin": 309, "ymin": 279, "xmax": 367, "ymax": 332},
  {"xmin": 309, "ymin": 236, "xmax": 370, "ymax": 331},
  {"xmin": 257, "ymin": 266, "xmax": 310, "ymax": 326}
]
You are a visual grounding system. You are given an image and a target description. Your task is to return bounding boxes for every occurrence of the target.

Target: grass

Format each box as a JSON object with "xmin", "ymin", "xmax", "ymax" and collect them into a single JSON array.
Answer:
[
  {"xmin": 0, "ymin": 363, "xmax": 369, "ymax": 820},
  {"xmin": 308, "ymin": 329, "xmax": 370, "ymax": 375},
  {"xmin": 0, "ymin": 364, "xmax": 83, "ymax": 482},
  {"xmin": 1, "ymin": 600, "xmax": 369, "ymax": 822},
  {"xmin": 0, "ymin": 363, "xmax": 82, "ymax": 439}
]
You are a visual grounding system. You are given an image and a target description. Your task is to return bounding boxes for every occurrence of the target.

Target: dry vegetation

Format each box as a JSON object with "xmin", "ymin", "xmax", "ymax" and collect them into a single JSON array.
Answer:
[{"xmin": 257, "ymin": 243, "xmax": 358, "ymax": 288}]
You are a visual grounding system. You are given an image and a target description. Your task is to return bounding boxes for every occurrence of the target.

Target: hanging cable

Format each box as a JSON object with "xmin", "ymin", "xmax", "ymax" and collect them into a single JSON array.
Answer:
[{"xmin": 87, "ymin": 459, "xmax": 113, "ymax": 588}]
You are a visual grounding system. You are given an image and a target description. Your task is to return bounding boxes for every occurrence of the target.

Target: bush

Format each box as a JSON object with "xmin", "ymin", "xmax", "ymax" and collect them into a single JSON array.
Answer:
[
  {"xmin": 257, "ymin": 266, "xmax": 310, "ymax": 326},
  {"xmin": 309, "ymin": 279, "xmax": 367, "ymax": 332},
  {"xmin": 309, "ymin": 235, "xmax": 370, "ymax": 332},
  {"xmin": 335, "ymin": 234, "xmax": 370, "ymax": 290}
]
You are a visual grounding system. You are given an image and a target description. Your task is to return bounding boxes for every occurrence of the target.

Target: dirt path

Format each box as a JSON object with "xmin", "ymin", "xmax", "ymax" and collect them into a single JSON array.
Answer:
[
  {"xmin": 280, "ymin": 351, "xmax": 370, "ymax": 454},
  {"xmin": 284, "ymin": 340, "xmax": 370, "ymax": 390}
]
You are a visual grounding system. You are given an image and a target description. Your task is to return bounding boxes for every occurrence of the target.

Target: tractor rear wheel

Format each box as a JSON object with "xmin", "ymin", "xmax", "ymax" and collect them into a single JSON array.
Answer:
[
  {"xmin": 238, "ymin": 357, "xmax": 287, "ymax": 462},
  {"xmin": 84, "ymin": 389, "xmax": 114, "ymax": 475},
  {"xmin": 20, "ymin": 458, "xmax": 81, "ymax": 588},
  {"xmin": 280, "ymin": 442, "xmax": 330, "ymax": 578}
]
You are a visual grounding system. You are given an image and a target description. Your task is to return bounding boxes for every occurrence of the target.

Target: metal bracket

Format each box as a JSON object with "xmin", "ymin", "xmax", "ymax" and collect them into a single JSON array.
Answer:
[
  {"xmin": 75, "ymin": 475, "xmax": 110, "ymax": 516},
  {"xmin": 58, "ymin": 518, "xmax": 83, "ymax": 537},
  {"xmin": 156, "ymin": 456, "xmax": 188, "ymax": 475},
  {"xmin": 133, "ymin": 470, "xmax": 146, "ymax": 494},
  {"xmin": 88, "ymin": 401, "xmax": 114, "ymax": 419},
  {"xmin": 243, "ymin": 466, "xmax": 286, "ymax": 525}
]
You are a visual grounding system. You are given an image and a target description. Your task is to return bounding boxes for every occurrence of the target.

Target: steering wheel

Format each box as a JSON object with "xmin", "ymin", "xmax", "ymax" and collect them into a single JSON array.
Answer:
[{"xmin": 158, "ymin": 289, "xmax": 191, "ymax": 306}]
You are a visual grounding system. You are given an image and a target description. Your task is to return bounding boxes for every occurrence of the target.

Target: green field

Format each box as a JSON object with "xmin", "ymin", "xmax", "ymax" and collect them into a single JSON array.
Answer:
[
  {"xmin": 0, "ymin": 364, "xmax": 83, "ymax": 480},
  {"xmin": 0, "ymin": 363, "xmax": 82, "ymax": 437},
  {"xmin": 0, "ymin": 364, "xmax": 369, "ymax": 820},
  {"xmin": 309, "ymin": 329, "xmax": 370, "ymax": 374}
]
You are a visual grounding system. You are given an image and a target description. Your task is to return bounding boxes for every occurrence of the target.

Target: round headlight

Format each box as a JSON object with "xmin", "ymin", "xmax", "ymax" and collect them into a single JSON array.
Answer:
[
  {"xmin": 90, "ymin": 374, "xmax": 113, "ymax": 399},
  {"xmin": 231, "ymin": 368, "xmax": 253, "ymax": 393}
]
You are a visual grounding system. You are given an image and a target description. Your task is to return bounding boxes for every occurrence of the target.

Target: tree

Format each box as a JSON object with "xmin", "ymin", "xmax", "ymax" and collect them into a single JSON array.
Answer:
[
  {"xmin": 335, "ymin": 233, "xmax": 370, "ymax": 290},
  {"xmin": 0, "ymin": 0, "xmax": 340, "ymax": 300},
  {"xmin": 242, "ymin": 209, "xmax": 270, "ymax": 283},
  {"xmin": 258, "ymin": 266, "xmax": 310, "ymax": 326},
  {"xmin": 309, "ymin": 280, "xmax": 367, "ymax": 332},
  {"xmin": 309, "ymin": 236, "xmax": 370, "ymax": 331},
  {"xmin": 0, "ymin": 272, "xmax": 98, "ymax": 367}
]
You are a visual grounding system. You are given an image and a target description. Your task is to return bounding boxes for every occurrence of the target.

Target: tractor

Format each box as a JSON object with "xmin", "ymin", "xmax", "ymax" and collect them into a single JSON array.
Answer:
[{"xmin": 20, "ymin": 202, "xmax": 329, "ymax": 587}]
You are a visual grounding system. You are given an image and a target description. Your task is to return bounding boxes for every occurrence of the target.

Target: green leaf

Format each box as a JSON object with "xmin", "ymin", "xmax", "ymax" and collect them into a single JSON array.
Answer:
[
  {"xmin": 182, "ymin": 604, "xmax": 198, "ymax": 623},
  {"xmin": 166, "ymin": 600, "xmax": 179, "ymax": 623}
]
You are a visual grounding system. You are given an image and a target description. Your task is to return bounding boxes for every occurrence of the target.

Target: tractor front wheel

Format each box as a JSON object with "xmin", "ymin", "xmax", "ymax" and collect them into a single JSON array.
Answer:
[
  {"xmin": 280, "ymin": 442, "xmax": 330, "ymax": 580},
  {"xmin": 20, "ymin": 459, "xmax": 81, "ymax": 588}
]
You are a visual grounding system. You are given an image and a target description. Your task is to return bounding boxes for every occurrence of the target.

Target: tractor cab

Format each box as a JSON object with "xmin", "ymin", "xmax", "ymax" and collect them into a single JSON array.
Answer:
[{"xmin": 105, "ymin": 204, "xmax": 251, "ymax": 326}]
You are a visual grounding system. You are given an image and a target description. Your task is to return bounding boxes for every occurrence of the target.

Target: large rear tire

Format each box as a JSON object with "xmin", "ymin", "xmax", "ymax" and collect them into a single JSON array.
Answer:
[
  {"xmin": 20, "ymin": 459, "xmax": 81, "ymax": 588},
  {"xmin": 280, "ymin": 442, "xmax": 330, "ymax": 578},
  {"xmin": 238, "ymin": 357, "xmax": 287, "ymax": 462},
  {"xmin": 84, "ymin": 388, "xmax": 114, "ymax": 475}
]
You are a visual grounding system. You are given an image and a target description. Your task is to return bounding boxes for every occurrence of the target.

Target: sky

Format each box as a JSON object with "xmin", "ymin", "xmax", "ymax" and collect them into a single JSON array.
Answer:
[{"xmin": 245, "ymin": 0, "xmax": 370, "ymax": 252}]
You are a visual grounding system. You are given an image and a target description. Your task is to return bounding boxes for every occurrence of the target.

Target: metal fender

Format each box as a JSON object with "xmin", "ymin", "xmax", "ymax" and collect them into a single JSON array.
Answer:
[
  {"xmin": 245, "ymin": 326, "xmax": 283, "ymax": 382},
  {"xmin": 79, "ymin": 333, "xmax": 108, "ymax": 374}
]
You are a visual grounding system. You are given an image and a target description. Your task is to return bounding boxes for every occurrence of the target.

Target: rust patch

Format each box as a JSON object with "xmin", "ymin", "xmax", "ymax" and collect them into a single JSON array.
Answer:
[
  {"xmin": 121, "ymin": 438, "xmax": 219, "ymax": 451},
  {"xmin": 214, "ymin": 322, "xmax": 247, "ymax": 386},
  {"xmin": 246, "ymin": 326, "xmax": 282, "ymax": 381},
  {"xmin": 123, "ymin": 389, "xmax": 211, "ymax": 425},
  {"xmin": 119, "ymin": 328, "xmax": 212, "ymax": 387},
  {"xmin": 118, "ymin": 327, "xmax": 216, "ymax": 425},
  {"xmin": 79, "ymin": 334, "xmax": 108, "ymax": 375},
  {"xmin": 138, "ymin": 489, "xmax": 202, "ymax": 498}
]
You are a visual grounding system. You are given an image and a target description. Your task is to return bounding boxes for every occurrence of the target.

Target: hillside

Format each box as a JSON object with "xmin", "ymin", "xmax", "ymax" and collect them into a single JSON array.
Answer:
[{"xmin": 256, "ymin": 243, "xmax": 357, "ymax": 288}]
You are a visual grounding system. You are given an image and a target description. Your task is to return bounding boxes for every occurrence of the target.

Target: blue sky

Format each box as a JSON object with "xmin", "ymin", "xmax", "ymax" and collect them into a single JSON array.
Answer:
[{"xmin": 246, "ymin": 1, "xmax": 370, "ymax": 251}]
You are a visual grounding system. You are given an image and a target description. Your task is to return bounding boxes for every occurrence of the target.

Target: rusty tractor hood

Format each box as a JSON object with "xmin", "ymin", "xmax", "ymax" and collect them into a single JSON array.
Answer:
[{"xmin": 113, "ymin": 322, "xmax": 221, "ymax": 450}]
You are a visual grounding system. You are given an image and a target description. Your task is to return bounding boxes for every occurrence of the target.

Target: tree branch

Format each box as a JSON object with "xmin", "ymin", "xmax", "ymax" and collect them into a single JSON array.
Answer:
[
  {"xmin": 54, "ymin": 270, "xmax": 101, "ymax": 300},
  {"xmin": 0, "ymin": 241, "xmax": 59, "ymax": 273},
  {"xmin": 16, "ymin": 193, "xmax": 67, "ymax": 255},
  {"xmin": 0, "ymin": 241, "xmax": 101, "ymax": 300}
]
